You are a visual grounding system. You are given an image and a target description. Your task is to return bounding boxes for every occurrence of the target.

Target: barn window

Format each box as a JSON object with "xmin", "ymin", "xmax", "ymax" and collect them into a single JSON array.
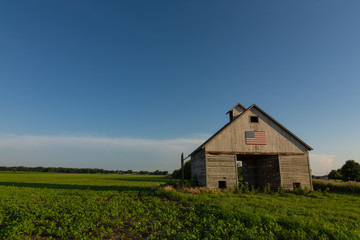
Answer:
[
  {"xmin": 218, "ymin": 181, "xmax": 227, "ymax": 189},
  {"xmin": 250, "ymin": 116, "xmax": 259, "ymax": 123},
  {"xmin": 293, "ymin": 182, "xmax": 301, "ymax": 190}
]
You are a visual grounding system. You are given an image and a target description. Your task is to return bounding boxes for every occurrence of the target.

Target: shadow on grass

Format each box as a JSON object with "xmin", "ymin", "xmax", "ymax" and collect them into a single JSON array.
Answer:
[
  {"xmin": 103, "ymin": 176, "xmax": 176, "ymax": 182},
  {"xmin": 0, "ymin": 182, "xmax": 152, "ymax": 192}
]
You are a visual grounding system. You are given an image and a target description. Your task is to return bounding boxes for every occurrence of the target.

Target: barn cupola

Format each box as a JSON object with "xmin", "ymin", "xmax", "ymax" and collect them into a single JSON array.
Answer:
[{"xmin": 226, "ymin": 103, "xmax": 246, "ymax": 122}]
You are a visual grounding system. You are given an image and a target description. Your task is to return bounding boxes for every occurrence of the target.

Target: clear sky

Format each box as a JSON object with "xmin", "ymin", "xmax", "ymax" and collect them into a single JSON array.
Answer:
[{"xmin": 1, "ymin": 1, "xmax": 359, "ymax": 175}]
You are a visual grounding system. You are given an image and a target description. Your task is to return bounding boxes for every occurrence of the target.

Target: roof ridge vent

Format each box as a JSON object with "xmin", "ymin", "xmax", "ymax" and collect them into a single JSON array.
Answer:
[{"xmin": 226, "ymin": 103, "xmax": 246, "ymax": 122}]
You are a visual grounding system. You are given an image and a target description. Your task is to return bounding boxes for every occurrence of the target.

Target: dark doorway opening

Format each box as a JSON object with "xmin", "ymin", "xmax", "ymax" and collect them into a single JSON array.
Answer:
[
  {"xmin": 293, "ymin": 182, "xmax": 301, "ymax": 190},
  {"xmin": 218, "ymin": 181, "xmax": 227, "ymax": 189},
  {"xmin": 237, "ymin": 154, "xmax": 281, "ymax": 190}
]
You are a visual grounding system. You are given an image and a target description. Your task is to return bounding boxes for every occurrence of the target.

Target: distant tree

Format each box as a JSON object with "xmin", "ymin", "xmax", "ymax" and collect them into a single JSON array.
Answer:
[
  {"xmin": 183, "ymin": 160, "xmax": 191, "ymax": 180},
  {"xmin": 341, "ymin": 160, "xmax": 360, "ymax": 181},
  {"xmin": 172, "ymin": 160, "xmax": 191, "ymax": 180},
  {"xmin": 328, "ymin": 169, "xmax": 342, "ymax": 180},
  {"xmin": 172, "ymin": 169, "xmax": 181, "ymax": 178}
]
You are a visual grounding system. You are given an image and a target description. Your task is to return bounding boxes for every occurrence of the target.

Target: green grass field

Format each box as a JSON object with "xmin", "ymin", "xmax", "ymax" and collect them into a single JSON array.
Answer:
[{"xmin": 0, "ymin": 172, "xmax": 359, "ymax": 239}]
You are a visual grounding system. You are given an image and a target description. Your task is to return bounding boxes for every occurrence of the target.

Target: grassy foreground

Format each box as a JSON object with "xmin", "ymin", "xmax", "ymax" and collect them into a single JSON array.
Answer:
[{"xmin": 0, "ymin": 172, "xmax": 359, "ymax": 239}]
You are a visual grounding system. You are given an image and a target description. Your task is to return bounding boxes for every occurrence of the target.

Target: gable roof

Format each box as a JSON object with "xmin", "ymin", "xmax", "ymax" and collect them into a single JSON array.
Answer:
[
  {"xmin": 248, "ymin": 104, "xmax": 313, "ymax": 150},
  {"xmin": 226, "ymin": 103, "xmax": 246, "ymax": 114},
  {"xmin": 189, "ymin": 104, "xmax": 312, "ymax": 156}
]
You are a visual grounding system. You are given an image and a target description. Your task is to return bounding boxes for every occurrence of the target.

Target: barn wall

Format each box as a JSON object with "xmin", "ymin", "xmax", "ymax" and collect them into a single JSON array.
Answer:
[
  {"xmin": 206, "ymin": 153, "xmax": 237, "ymax": 188},
  {"xmin": 241, "ymin": 155, "xmax": 281, "ymax": 190},
  {"xmin": 191, "ymin": 150, "xmax": 206, "ymax": 186},
  {"xmin": 279, "ymin": 154, "xmax": 312, "ymax": 190},
  {"xmin": 206, "ymin": 108, "xmax": 308, "ymax": 153}
]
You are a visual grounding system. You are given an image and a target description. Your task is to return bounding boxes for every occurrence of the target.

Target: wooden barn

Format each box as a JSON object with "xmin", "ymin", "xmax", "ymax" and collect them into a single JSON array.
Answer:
[{"xmin": 190, "ymin": 103, "xmax": 313, "ymax": 190}]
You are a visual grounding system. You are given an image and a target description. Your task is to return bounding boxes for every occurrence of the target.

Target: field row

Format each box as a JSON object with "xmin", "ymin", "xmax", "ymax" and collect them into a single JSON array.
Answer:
[{"xmin": 0, "ymin": 172, "xmax": 359, "ymax": 239}]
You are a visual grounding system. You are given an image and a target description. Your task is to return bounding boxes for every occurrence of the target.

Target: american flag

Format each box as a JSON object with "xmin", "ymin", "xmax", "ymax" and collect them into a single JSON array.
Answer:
[{"xmin": 245, "ymin": 131, "xmax": 266, "ymax": 145}]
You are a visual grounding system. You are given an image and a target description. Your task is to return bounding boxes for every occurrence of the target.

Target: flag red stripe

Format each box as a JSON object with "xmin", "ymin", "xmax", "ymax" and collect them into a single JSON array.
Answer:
[{"xmin": 246, "ymin": 131, "xmax": 266, "ymax": 145}]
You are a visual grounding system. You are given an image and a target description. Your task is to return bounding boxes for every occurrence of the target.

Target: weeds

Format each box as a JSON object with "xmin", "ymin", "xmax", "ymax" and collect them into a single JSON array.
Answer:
[
  {"xmin": 0, "ymin": 172, "xmax": 359, "ymax": 239},
  {"xmin": 313, "ymin": 179, "xmax": 360, "ymax": 194},
  {"xmin": 160, "ymin": 183, "xmax": 314, "ymax": 197}
]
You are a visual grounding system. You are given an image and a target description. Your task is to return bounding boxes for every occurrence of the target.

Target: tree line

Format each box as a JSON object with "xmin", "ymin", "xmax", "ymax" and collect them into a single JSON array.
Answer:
[
  {"xmin": 0, "ymin": 166, "xmax": 168, "ymax": 175},
  {"xmin": 328, "ymin": 160, "xmax": 360, "ymax": 181}
]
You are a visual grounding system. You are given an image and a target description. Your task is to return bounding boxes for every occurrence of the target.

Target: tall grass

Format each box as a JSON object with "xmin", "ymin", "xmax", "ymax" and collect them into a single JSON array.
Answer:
[{"xmin": 313, "ymin": 179, "xmax": 360, "ymax": 194}]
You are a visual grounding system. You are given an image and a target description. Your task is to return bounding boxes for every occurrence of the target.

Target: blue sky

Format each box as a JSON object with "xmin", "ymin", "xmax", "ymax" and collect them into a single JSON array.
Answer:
[{"xmin": 0, "ymin": 1, "xmax": 359, "ymax": 175}]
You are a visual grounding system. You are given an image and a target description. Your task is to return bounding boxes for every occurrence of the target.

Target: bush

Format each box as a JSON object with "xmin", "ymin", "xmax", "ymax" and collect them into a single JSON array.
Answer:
[
  {"xmin": 328, "ymin": 169, "xmax": 342, "ymax": 180},
  {"xmin": 172, "ymin": 160, "xmax": 191, "ymax": 180}
]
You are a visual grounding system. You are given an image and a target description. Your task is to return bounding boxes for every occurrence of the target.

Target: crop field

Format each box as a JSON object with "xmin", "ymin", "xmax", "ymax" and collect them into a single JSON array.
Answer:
[{"xmin": 0, "ymin": 172, "xmax": 360, "ymax": 239}]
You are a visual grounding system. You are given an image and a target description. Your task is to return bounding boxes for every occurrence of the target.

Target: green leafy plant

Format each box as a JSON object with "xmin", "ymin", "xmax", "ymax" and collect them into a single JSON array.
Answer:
[{"xmin": 0, "ymin": 172, "xmax": 359, "ymax": 239}]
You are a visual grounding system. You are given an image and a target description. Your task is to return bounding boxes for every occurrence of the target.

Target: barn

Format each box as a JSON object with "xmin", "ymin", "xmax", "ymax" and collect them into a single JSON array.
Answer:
[{"xmin": 190, "ymin": 103, "xmax": 313, "ymax": 190}]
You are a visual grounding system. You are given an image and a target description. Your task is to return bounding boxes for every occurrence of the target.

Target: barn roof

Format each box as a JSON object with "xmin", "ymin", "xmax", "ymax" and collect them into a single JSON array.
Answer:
[
  {"xmin": 189, "ymin": 104, "xmax": 313, "ymax": 156},
  {"xmin": 226, "ymin": 103, "xmax": 246, "ymax": 114}
]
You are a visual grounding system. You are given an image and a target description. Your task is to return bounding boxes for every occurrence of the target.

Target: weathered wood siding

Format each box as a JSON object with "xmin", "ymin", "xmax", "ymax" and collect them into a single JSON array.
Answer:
[
  {"xmin": 279, "ymin": 153, "xmax": 312, "ymax": 190},
  {"xmin": 191, "ymin": 150, "xmax": 206, "ymax": 186},
  {"xmin": 206, "ymin": 153, "xmax": 237, "ymax": 188},
  {"xmin": 206, "ymin": 108, "xmax": 308, "ymax": 153},
  {"xmin": 241, "ymin": 155, "xmax": 281, "ymax": 190},
  {"xmin": 190, "ymin": 104, "xmax": 312, "ymax": 190}
]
